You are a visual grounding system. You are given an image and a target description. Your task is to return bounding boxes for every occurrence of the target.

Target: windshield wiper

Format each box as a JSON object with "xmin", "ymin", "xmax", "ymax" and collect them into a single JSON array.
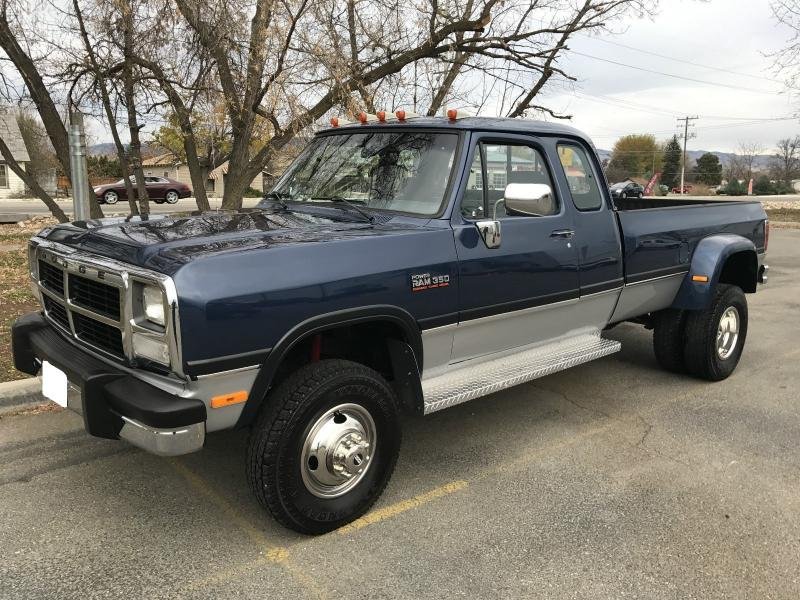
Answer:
[
  {"xmin": 262, "ymin": 190, "xmax": 290, "ymax": 211},
  {"xmin": 311, "ymin": 196, "xmax": 374, "ymax": 223}
]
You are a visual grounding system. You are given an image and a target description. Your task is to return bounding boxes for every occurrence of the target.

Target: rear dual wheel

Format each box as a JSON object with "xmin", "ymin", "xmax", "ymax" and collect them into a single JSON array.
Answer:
[
  {"xmin": 652, "ymin": 284, "xmax": 748, "ymax": 381},
  {"xmin": 246, "ymin": 359, "xmax": 401, "ymax": 534}
]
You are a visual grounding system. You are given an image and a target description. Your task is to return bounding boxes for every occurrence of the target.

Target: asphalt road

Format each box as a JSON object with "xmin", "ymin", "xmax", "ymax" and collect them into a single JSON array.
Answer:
[
  {"xmin": 1, "ymin": 230, "xmax": 799, "ymax": 599},
  {"xmin": 1, "ymin": 194, "xmax": 799, "ymax": 217}
]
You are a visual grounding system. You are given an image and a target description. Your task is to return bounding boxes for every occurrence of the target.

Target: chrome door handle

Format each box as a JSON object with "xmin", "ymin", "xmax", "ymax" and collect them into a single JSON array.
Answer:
[{"xmin": 550, "ymin": 229, "xmax": 575, "ymax": 239}]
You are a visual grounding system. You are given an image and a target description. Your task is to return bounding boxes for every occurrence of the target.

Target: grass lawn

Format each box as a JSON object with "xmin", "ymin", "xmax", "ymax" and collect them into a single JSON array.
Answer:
[
  {"xmin": 766, "ymin": 208, "xmax": 800, "ymax": 223},
  {"xmin": 0, "ymin": 219, "xmax": 55, "ymax": 383}
]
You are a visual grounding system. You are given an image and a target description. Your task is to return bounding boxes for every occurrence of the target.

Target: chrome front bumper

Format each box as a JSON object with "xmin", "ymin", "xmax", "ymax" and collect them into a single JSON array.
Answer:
[{"xmin": 118, "ymin": 416, "xmax": 205, "ymax": 456}]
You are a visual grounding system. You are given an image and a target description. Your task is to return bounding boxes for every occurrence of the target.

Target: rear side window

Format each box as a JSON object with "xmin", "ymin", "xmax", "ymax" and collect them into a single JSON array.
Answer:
[
  {"xmin": 461, "ymin": 142, "xmax": 558, "ymax": 219},
  {"xmin": 557, "ymin": 144, "xmax": 603, "ymax": 211}
]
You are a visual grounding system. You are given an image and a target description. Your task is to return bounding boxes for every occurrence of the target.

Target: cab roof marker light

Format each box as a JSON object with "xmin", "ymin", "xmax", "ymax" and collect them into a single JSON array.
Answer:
[
  {"xmin": 376, "ymin": 110, "xmax": 386, "ymax": 122},
  {"xmin": 357, "ymin": 112, "xmax": 380, "ymax": 124},
  {"xmin": 447, "ymin": 108, "xmax": 458, "ymax": 121},
  {"xmin": 393, "ymin": 109, "xmax": 419, "ymax": 122},
  {"xmin": 329, "ymin": 116, "xmax": 353, "ymax": 128}
]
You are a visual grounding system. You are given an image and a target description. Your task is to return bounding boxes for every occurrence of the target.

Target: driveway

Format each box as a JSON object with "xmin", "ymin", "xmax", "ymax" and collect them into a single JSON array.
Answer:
[{"xmin": 1, "ymin": 230, "xmax": 799, "ymax": 599}]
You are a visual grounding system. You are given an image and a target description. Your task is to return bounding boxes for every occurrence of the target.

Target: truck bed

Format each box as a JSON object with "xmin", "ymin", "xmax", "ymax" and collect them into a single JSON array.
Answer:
[{"xmin": 614, "ymin": 199, "xmax": 767, "ymax": 283}]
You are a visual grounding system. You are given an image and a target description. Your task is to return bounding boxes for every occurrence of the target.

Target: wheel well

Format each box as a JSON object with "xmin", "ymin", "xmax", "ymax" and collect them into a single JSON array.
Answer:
[
  {"xmin": 269, "ymin": 320, "xmax": 421, "ymax": 412},
  {"xmin": 718, "ymin": 250, "xmax": 757, "ymax": 293}
]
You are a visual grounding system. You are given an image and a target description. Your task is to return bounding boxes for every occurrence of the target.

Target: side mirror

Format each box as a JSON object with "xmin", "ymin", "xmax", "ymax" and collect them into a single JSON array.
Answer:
[{"xmin": 503, "ymin": 183, "xmax": 555, "ymax": 217}]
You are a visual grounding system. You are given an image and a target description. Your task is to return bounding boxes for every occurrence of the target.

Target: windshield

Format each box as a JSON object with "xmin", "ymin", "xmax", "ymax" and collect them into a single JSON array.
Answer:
[
  {"xmin": 266, "ymin": 131, "xmax": 459, "ymax": 216},
  {"xmin": 609, "ymin": 182, "xmax": 626, "ymax": 190}
]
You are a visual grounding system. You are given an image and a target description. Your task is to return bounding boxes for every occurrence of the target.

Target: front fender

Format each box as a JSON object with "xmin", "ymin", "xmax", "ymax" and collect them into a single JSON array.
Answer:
[
  {"xmin": 671, "ymin": 234, "xmax": 757, "ymax": 310},
  {"xmin": 235, "ymin": 305, "xmax": 423, "ymax": 427}
]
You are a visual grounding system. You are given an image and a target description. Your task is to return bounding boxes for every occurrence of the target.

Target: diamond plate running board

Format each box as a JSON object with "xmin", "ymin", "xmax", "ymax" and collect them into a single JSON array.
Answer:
[{"xmin": 422, "ymin": 333, "xmax": 621, "ymax": 414}]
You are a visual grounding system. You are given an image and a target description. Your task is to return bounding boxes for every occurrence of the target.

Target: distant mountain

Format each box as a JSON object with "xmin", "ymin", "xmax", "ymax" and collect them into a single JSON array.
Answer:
[
  {"xmin": 89, "ymin": 143, "xmax": 157, "ymax": 157},
  {"xmin": 596, "ymin": 148, "xmax": 774, "ymax": 170}
]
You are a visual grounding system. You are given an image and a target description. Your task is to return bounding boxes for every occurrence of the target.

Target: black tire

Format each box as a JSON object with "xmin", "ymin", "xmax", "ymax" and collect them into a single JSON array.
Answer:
[
  {"xmin": 103, "ymin": 190, "xmax": 119, "ymax": 204},
  {"xmin": 637, "ymin": 192, "xmax": 643, "ymax": 199},
  {"xmin": 246, "ymin": 359, "xmax": 401, "ymax": 534},
  {"xmin": 165, "ymin": 190, "xmax": 180, "ymax": 204},
  {"xmin": 652, "ymin": 308, "xmax": 687, "ymax": 373},
  {"xmin": 683, "ymin": 284, "xmax": 748, "ymax": 381}
]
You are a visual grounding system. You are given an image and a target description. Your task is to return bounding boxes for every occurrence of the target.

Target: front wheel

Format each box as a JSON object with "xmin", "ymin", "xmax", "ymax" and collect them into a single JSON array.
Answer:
[
  {"xmin": 683, "ymin": 284, "xmax": 748, "ymax": 381},
  {"xmin": 637, "ymin": 192, "xmax": 643, "ymax": 199},
  {"xmin": 246, "ymin": 359, "xmax": 401, "ymax": 534},
  {"xmin": 103, "ymin": 190, "xmax": 119, "ymax": 204},
  {"xmin": 165, "ymin": 190, "xmax": 180, "ymax": 204}
]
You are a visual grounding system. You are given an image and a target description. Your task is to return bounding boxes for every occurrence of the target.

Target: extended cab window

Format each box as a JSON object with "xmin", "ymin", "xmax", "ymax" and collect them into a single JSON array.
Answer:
[
  {"xmin": 462, "ymin": 142, "xmax": 557, "ymax": 219},
  {"xmin": 269, "ymin": 131, "xmax": 458, "ymax": 216},
  {"xmin": 557, "ymin": 144, "xmax": 604, "ymax": 211}
]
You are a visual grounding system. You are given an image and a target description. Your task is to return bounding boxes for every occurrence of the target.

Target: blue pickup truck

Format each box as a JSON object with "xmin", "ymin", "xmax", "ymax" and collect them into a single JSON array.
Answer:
[{"xmin": 12, "ymin": 115, "xmax": 768, "ymax": 533}]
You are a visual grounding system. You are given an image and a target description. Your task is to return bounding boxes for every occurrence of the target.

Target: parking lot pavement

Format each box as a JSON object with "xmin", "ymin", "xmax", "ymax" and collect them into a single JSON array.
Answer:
[{"xmin": 1, "ymin": 229, "xmax": 799, "ymax": 600}]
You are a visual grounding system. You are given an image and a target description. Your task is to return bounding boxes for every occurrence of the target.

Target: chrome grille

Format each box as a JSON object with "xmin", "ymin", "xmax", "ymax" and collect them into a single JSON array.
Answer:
[
  {"xmin": 42, "ymin": 295, "xmax": 69, "ymax": 330},
  {"xmin": 68, "ymin": 276, "xmax": 121, "ymax": 320},
  {"xmin": 38, "ymin": 260, "xmax": 65, "ymax": 295},
  {"xmin": 72, "ymin": 313, "xmax": 124, "ymax": 357},
  {"xmin": 31, "ymin": 241, "xmax": 182, "ymax": 374}
]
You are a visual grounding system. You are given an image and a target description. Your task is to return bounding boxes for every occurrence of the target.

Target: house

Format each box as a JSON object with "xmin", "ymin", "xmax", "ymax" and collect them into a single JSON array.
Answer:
[
  {"xmin": 0, "ymin": 112, "xmax": 31, "ymax": 199},
  {"xmin": 142, "ymin": 153, "xmax": 265, "ymax": 198}
]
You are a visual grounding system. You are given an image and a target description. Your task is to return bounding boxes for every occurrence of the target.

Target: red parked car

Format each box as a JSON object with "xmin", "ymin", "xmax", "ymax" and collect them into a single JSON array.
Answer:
[
  {"xmin": 93, "ymin": 176, "xmax": 192, "ymax": 205},
  {"xmin": 671, "ymin": 184, "xmax": 693, "ymax": 194}
]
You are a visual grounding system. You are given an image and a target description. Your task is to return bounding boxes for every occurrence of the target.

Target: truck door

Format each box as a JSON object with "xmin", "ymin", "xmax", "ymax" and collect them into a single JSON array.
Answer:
[
  {"xmin": 450, "ymin": 132, "xmax": 580, "ymax": 362},
  {"xmin": 553, "ymin": 141, "xmax": 624, "ymax": 321}
]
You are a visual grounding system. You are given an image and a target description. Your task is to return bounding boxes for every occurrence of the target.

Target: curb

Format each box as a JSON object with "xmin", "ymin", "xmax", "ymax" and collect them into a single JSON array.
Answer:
[{"xmin": 0, "ymin": 377, "xmax": 43, "ymax": 408}]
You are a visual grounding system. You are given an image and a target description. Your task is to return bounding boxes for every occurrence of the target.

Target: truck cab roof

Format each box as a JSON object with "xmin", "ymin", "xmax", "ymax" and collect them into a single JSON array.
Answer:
[{"xmin": 321, "ymin": 115, "xmax": 596, "ymax": 147}]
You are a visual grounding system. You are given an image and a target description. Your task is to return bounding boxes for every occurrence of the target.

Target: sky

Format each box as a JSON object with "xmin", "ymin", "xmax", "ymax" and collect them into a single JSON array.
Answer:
[
  {"xmin": 541, "ymin": 0, "xmax": 799, "ymax": 153},
  {"xmin": 79, "ymin": 0, "xmax": 797, "ymax": 155}
]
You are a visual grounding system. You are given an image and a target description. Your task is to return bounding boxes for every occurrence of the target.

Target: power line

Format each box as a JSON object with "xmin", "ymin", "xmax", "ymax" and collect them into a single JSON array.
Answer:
[
  {"xmin": 577, "ymin": 36, "xmax": 785, "ymax": 85},
  {"xmin": 569, "ymin": 51, "xmax": 782, "ymax": 96}
]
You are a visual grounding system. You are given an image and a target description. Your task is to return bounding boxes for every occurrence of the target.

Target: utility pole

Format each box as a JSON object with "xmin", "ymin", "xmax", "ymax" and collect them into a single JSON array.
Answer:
[
  {"xmin": 68, "ymin": 110, "xmax": 91, "ymax": 221},
  {"xmin": 677, "ymin": 116, "xmax": 698, "ymax": 195}
]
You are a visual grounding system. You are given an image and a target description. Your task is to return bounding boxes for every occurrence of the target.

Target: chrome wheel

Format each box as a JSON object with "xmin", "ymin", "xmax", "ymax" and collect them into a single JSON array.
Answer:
[
  {"xmin": 300, "ymin": 403, "xmax": 376, "ymax": 498},
  {"xmin": 165, "ymin": 190, "xmax": 179, "ymax": 204},
  {"xmin": 104, "ymin": 191, "xmax": 118, "ymax": 204},
  {"xmin": 716, "ymin": 306, "xmax": 739, "ymax": 360}
]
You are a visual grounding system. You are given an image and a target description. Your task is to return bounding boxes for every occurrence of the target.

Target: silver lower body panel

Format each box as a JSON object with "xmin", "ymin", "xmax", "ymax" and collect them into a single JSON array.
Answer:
[{"xmin": 421, "ymin": 331, "xmax": 621, "ymax": 414}]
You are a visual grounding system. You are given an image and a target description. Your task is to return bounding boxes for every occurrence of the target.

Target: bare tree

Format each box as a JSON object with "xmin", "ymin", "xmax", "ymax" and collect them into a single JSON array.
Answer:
[
  {"xmin": 0, "ymin": 112, "xmax": 68, "ymax": 220},
  {"xmin": 728, "ymin": 142, "xmax": 765, "ymax": 181},
  {"xmin": 72, "ymin": 0, "xmax": 140, "ymax": 216},
  {"xmin": 771, "ymin": 136, "xmax": 800, "ymax": 184},
  {"xmin": 0, "ymin": 0, "xmax": 104, "ymax": 218},
  {"xmin": 772, "ymin": 0, "xmax": 800, "ymax": 89},
  {"xmin": 170, "ymin": 0, "xmax": 653, "ymax": 210}
]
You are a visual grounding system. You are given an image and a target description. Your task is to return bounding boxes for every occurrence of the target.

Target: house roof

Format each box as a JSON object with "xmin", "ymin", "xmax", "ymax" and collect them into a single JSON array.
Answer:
[
  {"xmin": 0, "ymin": 111, "xmax": 31, "ymax": 163},
  {"xmin": 142, "ymin": 152, "xmax": 181, "ymax": 166}
]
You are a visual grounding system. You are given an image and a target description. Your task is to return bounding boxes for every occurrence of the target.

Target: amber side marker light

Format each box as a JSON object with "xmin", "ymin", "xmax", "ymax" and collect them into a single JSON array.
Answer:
[
  {"xmin": 211, "ymin": 391, "xmax": 248, "ymax": 409},
  {"xmin": 692, "ymin": 275, "xmax": 709, "ymax": 283}
]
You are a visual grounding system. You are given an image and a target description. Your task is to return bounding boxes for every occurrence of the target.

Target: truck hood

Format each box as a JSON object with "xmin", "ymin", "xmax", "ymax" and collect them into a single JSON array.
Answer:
[{"xmin": 38, "ymin": 208, "xmax": 430, "ymax": 275}]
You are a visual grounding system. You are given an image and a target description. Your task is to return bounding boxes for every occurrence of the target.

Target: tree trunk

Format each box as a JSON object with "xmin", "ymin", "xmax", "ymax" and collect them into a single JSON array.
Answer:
[
  {"xmin": 0, "ymin": 15, "xmax": 104, "ymax": 219},
  {"xmin": 0, "ymin": 136, "xmax": 68, "ymax": 222},
  {"xmin": 120, "ymin": 0, "xmax": 150, "ymax": 217},
  {"xmin": 72, "ymin": 0, "xmax": 139, "ymax": 217}
]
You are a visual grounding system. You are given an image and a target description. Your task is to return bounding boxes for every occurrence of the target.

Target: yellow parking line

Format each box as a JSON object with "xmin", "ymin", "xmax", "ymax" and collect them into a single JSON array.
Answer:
[
  {"xmin": 168, "ymin": 459, "xmax": 278, "ymax": 552},
  {"xmin": 168, "ymin": 459, "xmax": 331, "ymax": 600},
  {"xmin": 337, "ymin": 480, "xmax": 468, "ymax": 534}
]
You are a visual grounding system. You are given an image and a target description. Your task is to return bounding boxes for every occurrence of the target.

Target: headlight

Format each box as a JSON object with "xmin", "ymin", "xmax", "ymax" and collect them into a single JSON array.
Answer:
[
  {"xmin": 93, "ymin": 187, "xmax": 101, "ymax": 194},
  {"xmin": 142, "ymin": 285, "xmax": 165, "ymax": 326}
]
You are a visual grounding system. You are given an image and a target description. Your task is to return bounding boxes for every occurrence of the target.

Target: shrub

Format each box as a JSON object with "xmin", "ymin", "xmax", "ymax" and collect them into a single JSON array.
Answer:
[
  {"xmin": 243, "ymin": 187, "xmax": 264, "ymax": 197},
  {"xmin": 752, "ymin": 175, "xmax": 774, "ymax": 195},
  {"xmin": 722, "ymin": 180, "xmax": 747, "ymax": 196}
]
